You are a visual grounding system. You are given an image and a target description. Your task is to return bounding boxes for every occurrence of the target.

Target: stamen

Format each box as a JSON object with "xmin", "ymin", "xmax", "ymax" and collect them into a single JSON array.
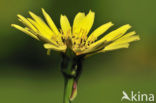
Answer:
[
  {"xmin": 61, "ymin": 37, "xmax": 65, "ymax": 43},
  {"xmin": 80, "ymin": 39, "xmax": 82, "ymax": 44},
  {"xmin": 65, "ymin": 38, "xmax": 72, "ymax": 48}
]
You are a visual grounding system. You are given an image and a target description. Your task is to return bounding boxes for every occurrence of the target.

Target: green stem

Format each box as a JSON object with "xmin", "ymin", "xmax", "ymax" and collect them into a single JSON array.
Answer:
[
  {"xmin": 61, "ymin": 47, "xmax": 83, "ymax": 103},
  {"xmin": 64, "ymin": 78, "xmax": 74, "ymax": 103}
]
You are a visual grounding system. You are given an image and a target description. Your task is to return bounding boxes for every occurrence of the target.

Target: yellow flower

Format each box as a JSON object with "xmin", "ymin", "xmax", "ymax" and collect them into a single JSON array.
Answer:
[{"xmin": 11, "ymin": 9, "xmax": 140, "ymax": 56}]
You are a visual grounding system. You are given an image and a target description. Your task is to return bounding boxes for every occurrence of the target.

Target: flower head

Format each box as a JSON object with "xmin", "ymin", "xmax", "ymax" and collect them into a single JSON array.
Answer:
[{"xmin": 11, "ymin": 9, "xmax": 140, "ymax": 56}]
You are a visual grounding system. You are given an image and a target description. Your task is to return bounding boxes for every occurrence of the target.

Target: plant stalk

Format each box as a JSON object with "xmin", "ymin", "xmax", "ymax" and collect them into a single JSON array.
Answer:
[
  {"xmin": 61, "ymin": 45, "xmax": 83, "ymax": 103},
  {"xmin": 63, "ymin": 78, "xmax": 74, "ymax": 103}
]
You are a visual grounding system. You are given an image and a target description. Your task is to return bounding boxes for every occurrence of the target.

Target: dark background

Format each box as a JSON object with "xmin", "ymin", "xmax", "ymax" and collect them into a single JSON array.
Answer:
[{"xmin": 0, "ymin": 0, "xmax": 156, "ymax": 103}]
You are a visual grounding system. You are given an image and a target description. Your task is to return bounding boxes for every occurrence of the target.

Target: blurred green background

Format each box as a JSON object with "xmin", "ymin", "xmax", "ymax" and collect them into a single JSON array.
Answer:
[{"xmin": 0, "ymin": 0, "xmax": 156, "ymax": 103}]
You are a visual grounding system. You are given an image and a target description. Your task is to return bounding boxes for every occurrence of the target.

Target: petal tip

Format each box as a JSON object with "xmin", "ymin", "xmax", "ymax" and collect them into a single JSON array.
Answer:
[
  {"xmin": 126, "ymin": 24, "xmax": 132, "ymax": 28},
  {"xmin": 17, "ymin": 14, "xmax": 23, "ymax": 18},
  {"xmin": 133, "ymin": 31, "xmax": 136, "ymax": 34},
  {"xmin": 108, "ymin": 22, "xmax": 114, "ymax": 26},
  {"xmin": 41, "ymin": 8, "xmax": 45, "ymax": 13},
  {"xmin": 28, "ymin": 11, "xmax": 34, "ymax": 16},
  {"xmin": 136, "ymin": 35, "xmax": 141, "ymax": 40},
  {"xmin": 89, "ymin": 10, "xmax": 94, "ymax": 13},
  {"xmin": 11, "ymin": 24, "xmax": 15, "ymax": 27}
]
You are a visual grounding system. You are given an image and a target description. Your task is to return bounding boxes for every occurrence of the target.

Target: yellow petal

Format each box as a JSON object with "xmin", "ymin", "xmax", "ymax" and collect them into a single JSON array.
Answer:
[
  {"xmin": 110, "ymin": 35, "xmax": 140, "ymax": 46},
  {"xmin": 27, "ymin": 18, "xmax": 49, "ymax": 38},
  {"xmin": 82, "ymin": 10, "xmax": 95, "ymax": 36},
  {"xmin": 87, "ymin": 22, "xmax": 114, "ymax": 42},
  {"xmin": 27, "ymin": 18, "xmax": 58, "ymax": 45},
  {"xmin": 102, "ymin": 24, "xmax": 131, "ymax": 41},
  {"xmin": 29, "ymin": 11, "xmax": 54, "ymax": 37},
  {"xmin": 60, "ymin": 15, "xmax": 71, "ymax": 38},
  {"xmin": 41, "ymin": 8, "xmax": 60, "ymax": 35},
  {"xmin": 17, "ymin": 14, "xmax": 37, "ymax": 32},
  {"xmin": 102, "ymin": 43, "xmax": 130, "ymax": 52},
  {"xmin": 100, "ymin": 32, "xmax": 140, "ymax": 52},
  {"xmin": 84, "ymin": 24, "xmax": 131, "ymax": 53},
  {"xmin": 11, "ymin": 24, "xmax": 39, "ymax": 40},
  {"xmin": 73, "ymin": 12, "xmax": 85, "ymax": 30},
  {"xmin": 43, "ymin": 43, "xmax": 66, "ymax": 52},
  {"xmin": 120, "ymin": 31, "xmax": 136, "ymax": 38},
  {"xmin": 73, "ymin": 10, "xmax": 95, "ymax": 37}
]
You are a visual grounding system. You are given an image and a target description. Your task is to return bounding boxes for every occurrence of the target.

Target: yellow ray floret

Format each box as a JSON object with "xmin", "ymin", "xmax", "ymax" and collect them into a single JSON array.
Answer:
[
  {"xmin": 60, "ymin": 15, "xmax": 71, "ymax": 39},
  {"xmin": 73, "ymin": 12, "xmax": 85, "ymax": 31},
  {"xmin": 11, "ymin": 9, "xmax": 140, "ymax": 56},
  {"xmin": 11, "ymin": 24, "xmax": 39, "ymax": 40},
  {"xmin": 41, "ymin": 8, "xmax": 60, "ymax": 35},
  {"xmin": 86, "ymin": 22, "xmax": 114, "ymax": 43},
  {"xmin": 44, "ymin": 43, "xmax": 66, "ymax": 52}
]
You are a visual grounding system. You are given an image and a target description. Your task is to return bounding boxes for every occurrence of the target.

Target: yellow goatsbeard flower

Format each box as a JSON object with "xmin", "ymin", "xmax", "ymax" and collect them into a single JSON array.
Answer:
[{"xmin": 11, "ymin": 9, "xmax": 140, "ymax": 56}]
